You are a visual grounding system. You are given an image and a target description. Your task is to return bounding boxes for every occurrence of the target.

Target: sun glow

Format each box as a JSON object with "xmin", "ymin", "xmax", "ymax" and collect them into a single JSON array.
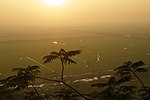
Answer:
[{"xmin": 43, "ymin": 0, "xmax": 66, "ymax": 7}]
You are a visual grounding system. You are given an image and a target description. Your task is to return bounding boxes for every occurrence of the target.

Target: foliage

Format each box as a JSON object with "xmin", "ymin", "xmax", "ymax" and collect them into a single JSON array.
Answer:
[
  {"xmin": 0, "ymin": 48, "xmax": 150, "ymax": 100},
  {"xmin": 138, "ymin": 86, "xmax": 150, "ymax": 100},
  {"xmin": 54, "ymin": 88, "xmax": 79, "ymax": 100},
  {"xmin": 91, "ymin": 77, "xmax": 137, "ymax": 100},
  {"xmin": 0, "ymin": 65, "xmax": 40, "ymax": 100},
  {"xmin": 43, "ymin": 49, "xmax": 81, "ymax": 65},
  {"xmin": 24, "ymin": 91, "xmax": 53, "ymax": 100},
  {"xmin": 43, "ymin": 49, "xmax": 81, "ymax": 82},
  {"xmin": 42, "ymin": 49, "xmax": 89, "ymax": 100},
  {"xmin": 114, "ymin": 60, "xmax": 148, "ymax": 92},
  {"xmin": 91, "ymin": 60, "xmax": 149, "ymax": 100}
]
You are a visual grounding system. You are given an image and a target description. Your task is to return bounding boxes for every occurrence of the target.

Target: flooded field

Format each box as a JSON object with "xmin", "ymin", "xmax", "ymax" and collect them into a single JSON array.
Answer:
[{"xmin": 0, "ymin": 29, "xmax": 150, "ymax": 78}]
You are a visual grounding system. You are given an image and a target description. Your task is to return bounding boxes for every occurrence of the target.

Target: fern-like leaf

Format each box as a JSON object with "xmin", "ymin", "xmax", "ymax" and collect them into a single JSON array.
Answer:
[
  {"xmin": 131, "ymin": 60, "xmax": 145, "ymax": 69},
  {"xmin": 115, "ymin": 75, "xmax": 132, "ymax": 85},
  {"xmin": 134, "ymin": 68, "xmax": 147, "ymax": 73},
  {"xmin": 67, "ymin": 50, "xmax": 82, "ymax": 57},
  {"xmin": 42, "ymin": 55, "xmax": 59, "ymax": 64},
  {"xmin": 114, "ymin": 65, "xmax": 130, "ymax": 71},
  {"xmin": 12, "ymin": 68, "xmax": 26, "ymax": 72},
  {"xmin": 62, "ymin": 58, "xmax": 77, "ymax": 65}
]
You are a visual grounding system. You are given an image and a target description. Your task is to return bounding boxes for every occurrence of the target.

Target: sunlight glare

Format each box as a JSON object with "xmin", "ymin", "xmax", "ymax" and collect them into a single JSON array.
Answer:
[{"xmin": 43, "ymin": 0, "xmax": 66, "ymax": 6}]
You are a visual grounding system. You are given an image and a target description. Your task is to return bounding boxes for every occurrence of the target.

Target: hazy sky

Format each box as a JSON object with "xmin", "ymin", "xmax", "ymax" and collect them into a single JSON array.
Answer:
[{"xmin": 0, "ymin": 0, "xmax": 150, "ymax": 27}]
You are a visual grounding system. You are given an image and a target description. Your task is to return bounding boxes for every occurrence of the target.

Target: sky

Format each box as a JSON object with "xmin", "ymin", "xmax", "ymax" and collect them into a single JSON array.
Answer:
[{"xmin": 0, "ymin": 0, "xmax": 150, "ymax": 27}]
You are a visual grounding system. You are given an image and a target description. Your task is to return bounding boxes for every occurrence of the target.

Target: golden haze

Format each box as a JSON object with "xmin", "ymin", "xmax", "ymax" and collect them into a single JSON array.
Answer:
[{"xmin": 0, "ymin": 0, "xmax": 150, "ymax": 26}]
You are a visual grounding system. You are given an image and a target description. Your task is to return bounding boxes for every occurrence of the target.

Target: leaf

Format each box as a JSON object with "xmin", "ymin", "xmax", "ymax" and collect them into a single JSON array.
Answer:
[
  {"xmin": 5, "ymin": 76, "xmax": 17, "ymax": 81},
  {"xmin": 42, "ymin": 55, "xmax": 59, "ymax": 64},
  {"xmin": 59, "ymin": 49, "xmax": 66, "ymax": 55},
  {"xmin": 119, "ymin": 86, "xmax": 136, "ymax": 92},
  {"xmin": 138, "ymin": 87, "xmax": 150, "ymax": 98},
  {"xmin": 134, "ymin": 68, "xmax": 147, "ymax": 73},
  {"xmin": 62, "ymin": 58, "xmax": 77, "ymax": 65},
  {"xmin": 116, "ymin": 70, "xmax": 131, "ymax": 76},
  {"xmin": 125, "ymin": 61, "xmax": 133, "ymax": 66},
  {"xmin": 51, "ymin": 52, "xmax": 59, "ymax": 56},
  {"xmin": 67, "ymin": 50, "xmax": 82, "ymax": 57},
  {"xmin": 28, "ymin": 66, "xmax": 40, "ymax": 70},
  {"xmin": 131, "ymin": 60, "xmax": 145, "ymax": 69},
  {"xmin": 115, "ymin": 75, "xmax": 132, "ymax": 85},
  {"xmin": 114, "ymin": 65, "xmax": 130, "ymax": 71},
  {"xmin": 12, "ymin": 68, "xmax": 26, "ymax": 72},
  {"xmin": 107, "ymin": 77, "xmax": 116, "ymax": 85}
]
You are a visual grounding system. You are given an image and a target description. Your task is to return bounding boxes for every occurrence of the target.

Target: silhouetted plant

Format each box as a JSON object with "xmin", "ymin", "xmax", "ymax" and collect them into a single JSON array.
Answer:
[
  {"xmin": 43, "ymin": 48, "xmax": 81, "ymax": 82},
  {"xmin": 138, "ymin": 86, "xmax": 150, "ymax": 100},
  {"xmin": 91, "ymin": 77, "xmax": 117, "ymax": 100},
  {"xmin": 24, "ymin": 92, "xmax": 43, "ymax": 100},
  {"xmin": 54, "ymin": 88, "xmax": 79, "ymax": 100},
  {"xmin": 91, "ymin": 77, "xmax": 137, "ymax": 100},
  {"xmin": 114, "ymin": 60, "xmax": 147, "ymax": 91},
  {"xmin": 0, "ymin": 65, "xmax": 41, "ymax": 100},
  {"xmin": 24, "ymin": 91, "xmax": 53, "ymax": 100},
  {"xmin": 42, "ymin": 49, "xmax": 89, "ymax": 100},
  {"xmin": 0, "ymin": 85, "xmax": 14, "ymax": 100},
  {"xmin": 85, "ymin": 91, "xmax": 101, "ymax": 100}
]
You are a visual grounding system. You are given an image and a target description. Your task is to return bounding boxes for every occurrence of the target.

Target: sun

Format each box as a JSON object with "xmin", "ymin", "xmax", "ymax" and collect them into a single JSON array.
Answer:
[{"xmin": 43, "ymin": 0, "xmax": 66, "ymax": 7}]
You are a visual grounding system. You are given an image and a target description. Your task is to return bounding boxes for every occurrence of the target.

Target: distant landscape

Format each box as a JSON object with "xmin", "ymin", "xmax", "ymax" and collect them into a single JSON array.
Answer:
[{"xmin": 0, "ymin": 26, "xmax": 150, "ymax": 78}]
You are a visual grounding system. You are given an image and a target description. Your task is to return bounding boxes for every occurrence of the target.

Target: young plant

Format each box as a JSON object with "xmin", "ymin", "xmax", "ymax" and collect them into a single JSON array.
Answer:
[
  {"xmin": 43, "ymin": 48, "xmax": 81, "ymax": 82},
  {"xmin": 42, "ymin": 49, "xmax": 89, "ymax": 100}
]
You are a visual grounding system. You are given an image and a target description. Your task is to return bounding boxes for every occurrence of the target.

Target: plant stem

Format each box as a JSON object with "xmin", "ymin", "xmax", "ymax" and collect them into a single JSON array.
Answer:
[
  {"xmin": 62, "ymin": 81, "xmax": 89, "ymax": 100},
  {"xmin": 36, "ymin": 77, "xmax": 89, "ymax": 100},
  {"xmin": 29, "ymin": 82, "xmax": 41, "ymax": 100},
  {"xmin": 132, "ymin": 71, "xmax": 147, "ymax": 91},
  {"xmin": 61, "ymin": 61, "xmax": 64, "ymax": 82}
]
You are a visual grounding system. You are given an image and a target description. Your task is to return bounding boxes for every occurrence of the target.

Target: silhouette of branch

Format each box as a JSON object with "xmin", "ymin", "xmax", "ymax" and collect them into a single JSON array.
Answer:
[
  {"xmin": 61, "ymin": 81, "xmax": 89, "ymax": 100},
  {"xmin": 36, "ymin": 77, "xmax": 61, "ymax": 83},
  {"xmin": 29, "ymin": 82, "xmax": 41, "ymax": 100},
  {"xmin": 36, "ymin": 76, "xmax": 89, "ymax": 100},
  {"xmin": 41, "ymin": 49, "xmax": 88, "ymax": 99}
]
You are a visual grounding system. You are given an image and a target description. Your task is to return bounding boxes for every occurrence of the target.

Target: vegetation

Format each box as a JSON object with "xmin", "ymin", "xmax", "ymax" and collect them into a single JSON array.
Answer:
[{"xmin": 0, "ymin": 49, "xmax": 150, "ymax": 100}]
